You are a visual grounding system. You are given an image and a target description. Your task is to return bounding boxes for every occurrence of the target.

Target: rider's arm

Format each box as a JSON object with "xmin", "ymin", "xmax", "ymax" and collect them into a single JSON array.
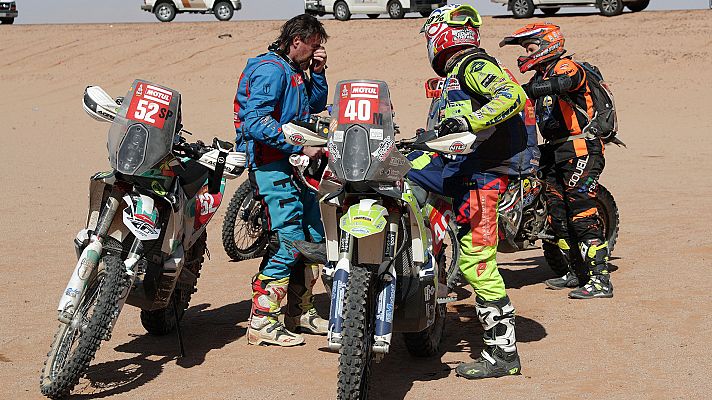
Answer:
[
  {"xmin": 527, "ymin": 60, "xmax": 585, "ymax": 98},
  {"xmin": 308, "ymin": 70, "xmax": 328, "ymax": 113},
  {"xmin": 461, "ymin": 58, "xmax": 526, "ymax": 133},
  {"xmin": 240, "ymin": 63, "xmax": 303, "ymax": 154}
]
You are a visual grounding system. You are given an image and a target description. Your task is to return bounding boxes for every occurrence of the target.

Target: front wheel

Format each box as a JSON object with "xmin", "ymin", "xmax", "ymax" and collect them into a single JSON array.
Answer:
[
  {"xmin": 213, "ymin": 1, "xmax": 234, "ymax": 21},
  {"xmin": 599, "ymin": 0, "xmax": 624, "ymax": 16},
  {"xmin": 511, "ymin": 0, "xmax": 535, "ymax": 19},
  {"xmin": 337, "ymin": 266, "xmax": 373, "ymax": 400},
  {"xmin": 154, "ymin": 2, "xmax": 177, "ymax": 22},
  {"xmin": 334, "ymin": 1, "xmax": 351, "ymax": 21},
  {"xmin": 40, "ymin": 242, "xmax": 128, "ymax": 398},
  {"xmin": 222, "ymin": 180, "xmax": 270, "ymax": 261},
  {"xmin": 387, "ymin": 1, "xmax": 405, "ymax": 19}
]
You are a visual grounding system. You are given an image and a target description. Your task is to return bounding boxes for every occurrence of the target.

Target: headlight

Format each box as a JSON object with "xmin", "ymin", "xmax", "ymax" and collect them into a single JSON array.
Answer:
[
  {"xmin": 117, "ymin": 124, "xmax": 149, "ymax": 174},
  {"xmin": 341, "ymin": 125, "xmax": 370, "ymax": 182}
]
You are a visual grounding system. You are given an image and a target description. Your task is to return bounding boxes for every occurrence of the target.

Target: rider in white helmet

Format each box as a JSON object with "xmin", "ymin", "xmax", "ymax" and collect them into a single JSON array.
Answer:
[{"xmin": 409, "ymin": 3, "xmax": 530, "ymax": 379}]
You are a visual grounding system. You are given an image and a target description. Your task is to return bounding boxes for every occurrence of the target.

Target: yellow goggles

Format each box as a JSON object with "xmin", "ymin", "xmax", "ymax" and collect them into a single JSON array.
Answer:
[{"xmin": 421, "ymin": 5, "xmax": 482, "ymax": 32}]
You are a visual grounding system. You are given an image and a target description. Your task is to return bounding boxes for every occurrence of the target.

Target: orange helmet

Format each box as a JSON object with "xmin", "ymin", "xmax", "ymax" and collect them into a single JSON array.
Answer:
[{"xmin": 500, "ymin": 23, "xmax": 565, "ymax": 73}]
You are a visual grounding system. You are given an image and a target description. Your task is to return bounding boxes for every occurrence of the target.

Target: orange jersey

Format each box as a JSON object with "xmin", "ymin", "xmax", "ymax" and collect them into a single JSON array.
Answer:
[{"xmin": 533, "ymin": 57, "xmax": 601, "ymax": 162}]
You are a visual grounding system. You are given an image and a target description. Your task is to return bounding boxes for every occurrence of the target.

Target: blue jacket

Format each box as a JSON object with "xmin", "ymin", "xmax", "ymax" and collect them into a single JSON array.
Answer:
[{"xmin": 234, "ymin": 52, "xmax": 328, "ymax": 167}]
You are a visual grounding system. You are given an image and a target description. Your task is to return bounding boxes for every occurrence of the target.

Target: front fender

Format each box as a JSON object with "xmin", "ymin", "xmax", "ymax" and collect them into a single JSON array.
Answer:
[
  {"xmin": 122, "ymin": 193, "xmax": 161, "ymax": 241},
  {"xmin": 339, "ymin": 199, "xmax": 388, "ymax": 239}
]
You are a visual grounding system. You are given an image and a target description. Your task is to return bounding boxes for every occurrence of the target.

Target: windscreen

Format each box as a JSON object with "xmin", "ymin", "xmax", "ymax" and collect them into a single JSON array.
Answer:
[
  {"xmin": 107, "ymin": 80, "xmax": 181, "ymax": 176},
  {"xmin": 328, "ymin": 80, "xmax": 410, "ymax": 183}
]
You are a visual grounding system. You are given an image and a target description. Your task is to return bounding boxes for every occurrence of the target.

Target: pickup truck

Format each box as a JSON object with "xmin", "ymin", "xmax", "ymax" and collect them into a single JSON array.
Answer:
[
  {"xmin": 141, "ymin": 0, "xmax": 242, "ymax": 22},
  {"xmin": 305, "ymin": 0, "xmax": 446, "ymax": 21},
  {"xmin": 490, "ymin": 0, "xmax": 650, "ymax": 18},
  {"xmin": 0, "ymin": 1, "xmax": 17, "ymax": 24}
]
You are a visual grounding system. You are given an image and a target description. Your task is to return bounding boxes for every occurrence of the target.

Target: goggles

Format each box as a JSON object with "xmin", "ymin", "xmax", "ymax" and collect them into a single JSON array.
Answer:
[{"xmin": 421, "ymin": 5, "xmax": 482, "ymax": 33}]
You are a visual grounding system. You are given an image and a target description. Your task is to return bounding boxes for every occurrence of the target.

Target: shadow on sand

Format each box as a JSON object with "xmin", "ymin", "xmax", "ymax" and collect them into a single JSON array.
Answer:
[{"xmin": 74, "ymin": 300, "xmax": 251, "ymax": 399}]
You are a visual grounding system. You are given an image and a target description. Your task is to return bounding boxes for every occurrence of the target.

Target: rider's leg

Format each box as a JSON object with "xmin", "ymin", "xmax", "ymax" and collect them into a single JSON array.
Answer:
[
  {"xmin": 543, "ymin": 165, "xmax": 580, "ymax": 289},
  {"xmin": 285, "ymin": 175, "xmax": 329, "ymax": 334},
  {"xmin": 449, "ymin": 174, "xmax": 521, "ymax": 379},
  {"xmin": 561, "ymin": 153, "xmax": 613, "ymax": 299},
  {"xmin": 247, "ymin": 160, "xmax": 308, "ymax": 346}
]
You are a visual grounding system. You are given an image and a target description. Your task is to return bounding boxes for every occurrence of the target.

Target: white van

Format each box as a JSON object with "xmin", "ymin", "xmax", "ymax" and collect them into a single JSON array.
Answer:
[{"xmin": 305, "ymin": 0, "xmax": 446, "ymax": 21}]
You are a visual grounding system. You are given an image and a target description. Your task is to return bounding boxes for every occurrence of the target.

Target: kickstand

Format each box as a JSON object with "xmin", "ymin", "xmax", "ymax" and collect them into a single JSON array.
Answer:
[{"xmin": 173, "ymin": 300, "xmax": 185, "ymax": 358}]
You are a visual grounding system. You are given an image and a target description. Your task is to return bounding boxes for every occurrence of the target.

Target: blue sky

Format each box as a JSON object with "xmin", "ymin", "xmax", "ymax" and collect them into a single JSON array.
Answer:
[{"xmin": 8, "ymin": 0, "xmax": 710, "ymax": 24}]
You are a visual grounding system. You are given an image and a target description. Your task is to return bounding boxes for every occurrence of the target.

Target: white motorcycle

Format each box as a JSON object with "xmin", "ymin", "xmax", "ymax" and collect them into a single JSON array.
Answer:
[{"xmin": 40, "ymin": 80, "xmax": 246, "ymax": 399}]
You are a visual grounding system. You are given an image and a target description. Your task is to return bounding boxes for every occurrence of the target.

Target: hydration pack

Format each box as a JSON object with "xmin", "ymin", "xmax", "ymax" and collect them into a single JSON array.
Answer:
[{"xmin": 578, "ymin": 61, "xmax": 624, "ymax": 146}]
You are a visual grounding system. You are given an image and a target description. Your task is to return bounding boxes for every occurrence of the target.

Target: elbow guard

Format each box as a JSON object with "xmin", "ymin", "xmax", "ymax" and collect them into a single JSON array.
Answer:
[{"xmin": 528, "ymin": 75, "xmax": 574, "ymax": 98}]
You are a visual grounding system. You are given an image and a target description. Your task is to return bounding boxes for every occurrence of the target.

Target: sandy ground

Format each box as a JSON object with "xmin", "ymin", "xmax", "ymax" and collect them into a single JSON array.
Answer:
[{"xmin": 1, "ymin": 9, "xmax": 712, "ymax": 399}]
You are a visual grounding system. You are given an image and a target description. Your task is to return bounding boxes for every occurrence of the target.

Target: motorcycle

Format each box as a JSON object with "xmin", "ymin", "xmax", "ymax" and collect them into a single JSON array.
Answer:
[
  {"xmin": 40, "ymin": 80, "xmax": 246, "ymax": 399},
  {"xmin": 280, "ymin": 79, "xmax": 481, "ymax": 399}
]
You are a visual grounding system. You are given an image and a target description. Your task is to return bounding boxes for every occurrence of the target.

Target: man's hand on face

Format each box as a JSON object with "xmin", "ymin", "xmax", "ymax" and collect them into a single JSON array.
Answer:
[
  {"xmin": 302, "ymin": 146, "xmax": 324, "ymax": 159},
  {"xmin": 311, "ymin": 46, "xmax": 327, "ymax": 74}
]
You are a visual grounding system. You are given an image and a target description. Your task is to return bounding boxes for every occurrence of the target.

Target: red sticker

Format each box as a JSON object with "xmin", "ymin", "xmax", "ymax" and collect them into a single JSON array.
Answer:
[
  {"xmin": 126, "ymin": 82, "xmax": 173, "ymax": 129},
  {"xmin": 195, "ymin": 190, "xmax": 223, "ymax": 229},
  {"xmin": 338, "ymin": 82, "xmax": 380, "ymax": 125}
]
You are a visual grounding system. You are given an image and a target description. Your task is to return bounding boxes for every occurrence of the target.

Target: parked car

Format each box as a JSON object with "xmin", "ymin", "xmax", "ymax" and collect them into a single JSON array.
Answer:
[
  {"xmin": 490, "ymin": 0, "xmax": 650, "ymax": 18},
  {"xmin": 141, "ymin": 0, "xmax": 242, "ymax": 22},
  {"xmin": 0, "ymin": 1, "xmax": 17, "ymax": 24},
  {"xmin": 305, "ymin": 0, "xmax": 446, "ymax": 21}
]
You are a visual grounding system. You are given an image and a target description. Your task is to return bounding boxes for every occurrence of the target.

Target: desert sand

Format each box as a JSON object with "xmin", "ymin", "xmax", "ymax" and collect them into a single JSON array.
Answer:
[{"xmin": 1, "ymin": 9, "xmax": 711, "ymax": 399}]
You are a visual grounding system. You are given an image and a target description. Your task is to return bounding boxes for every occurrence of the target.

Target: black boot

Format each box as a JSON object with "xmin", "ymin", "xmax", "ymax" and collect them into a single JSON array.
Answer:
[
  {"xmin": 455, "ymin": 296, "xmax": 521, "ymax": 379},
  {"xmin": 569, "ymin": 239, "xmax": 613, "ymax": 299}
]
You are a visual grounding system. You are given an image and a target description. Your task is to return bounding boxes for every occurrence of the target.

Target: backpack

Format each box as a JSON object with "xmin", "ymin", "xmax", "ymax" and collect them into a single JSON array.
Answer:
[{"xmin": 577, "ymin": 61, "xmax": 625, "ymax": 146}]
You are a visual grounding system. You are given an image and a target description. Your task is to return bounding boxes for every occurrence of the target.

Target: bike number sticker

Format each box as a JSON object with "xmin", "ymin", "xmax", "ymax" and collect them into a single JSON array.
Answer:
[
  {"xmin": 338, "ymin": 82, "xmax": 379, "ymax": 125},
  {"xmin": 195, "ymin": 191, "xmax": 222, "ymax": 228},
  {"xmin": 127, "ymin": 82, "xmax": 173, "ymax": 129}
]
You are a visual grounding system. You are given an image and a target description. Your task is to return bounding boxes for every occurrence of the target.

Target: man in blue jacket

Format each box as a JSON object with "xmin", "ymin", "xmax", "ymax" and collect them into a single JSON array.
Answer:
[{"xmin": 233, "ymin": 14, "xmax": 329, "ymax": 346}]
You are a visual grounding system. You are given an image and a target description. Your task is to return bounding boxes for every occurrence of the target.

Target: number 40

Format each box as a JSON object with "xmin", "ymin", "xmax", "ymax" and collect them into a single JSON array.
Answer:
[{"xmin": 343, "ymin": 99, "xmax": 371, "ymax": 121}]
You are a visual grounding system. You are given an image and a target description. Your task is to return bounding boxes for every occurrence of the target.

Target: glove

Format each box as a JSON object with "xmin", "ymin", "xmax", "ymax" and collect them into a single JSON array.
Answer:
[
  {"xmin": 438, "ymin": 116, "xmax": 470, "ymax": 137},
  {"xmin": 528, "ymin": 74, "xmax": 573, "ymax": 98}
]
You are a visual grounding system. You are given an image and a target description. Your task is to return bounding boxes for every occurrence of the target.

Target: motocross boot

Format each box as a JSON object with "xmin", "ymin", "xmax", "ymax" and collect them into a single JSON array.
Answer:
[
  {"xmin": 569, "ymin": 239, "xmax": 613, "ymax": 299},
  {"xmin": 455, "ymin": 296, "xmax": 521, "ymax": 380},
  {"xmin": 248, "ymin": 275, "xmax": 305, "ymax": 346},
  {"xmin": 285, "ymin": 263, "xmax": 328, "ymax": 335},
  {"xmin": 545, "ymin": 239, "xmax": 579, "ymax": 289}
]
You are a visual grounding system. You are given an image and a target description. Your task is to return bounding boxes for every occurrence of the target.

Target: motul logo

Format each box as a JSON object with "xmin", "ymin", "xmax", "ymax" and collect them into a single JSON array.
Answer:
[
  {"xmin": 146, "ymin": 89, "xmax": 170, "ymax": 102},
  {"xmin": 352, "ymin": 86, "xmax": 378, "ymax": 95},
  {"xmin": 449, "ymin": 141, "xmax": 466, "ymax": 153}
]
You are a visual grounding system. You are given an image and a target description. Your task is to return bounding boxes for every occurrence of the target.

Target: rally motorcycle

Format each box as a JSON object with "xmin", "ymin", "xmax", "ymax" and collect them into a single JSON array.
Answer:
[
  {"xmin": 40, "ymin": 80, "xmax": 246, "ymax": 399},
  {"xmin": 280, "ymin": 80, "xmax": 479, "ymax": 399},
  {"xmin": 423, "ymin": 77, "xmax": 620, "ymax": 280}
]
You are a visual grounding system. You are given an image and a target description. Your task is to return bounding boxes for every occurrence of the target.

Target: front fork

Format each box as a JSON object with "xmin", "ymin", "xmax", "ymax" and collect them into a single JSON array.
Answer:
[
  {"xmin": 326, "ymin": 212, "xmax": 399, "ymax": 355},
  {"xmin": 57, "ymin": 187, "xmax": 141, "ymax": 327}
]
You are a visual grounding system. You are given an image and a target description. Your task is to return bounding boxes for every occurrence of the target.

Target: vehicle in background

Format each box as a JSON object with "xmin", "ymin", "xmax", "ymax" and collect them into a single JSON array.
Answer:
[
  {"xmin": 141, "ymin": 0, "xmax": 242, "ymax": 22},
  {"xmin": 0, "ymin": 1, "xmax": 17, "ymax": 24},
  {"xmin": 490, "ymin": 0, "xmax": 650, "ymax": 18},
  {"xmin": 305, "ymin": 0, "xmax": 446, "ymax": 21}
]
